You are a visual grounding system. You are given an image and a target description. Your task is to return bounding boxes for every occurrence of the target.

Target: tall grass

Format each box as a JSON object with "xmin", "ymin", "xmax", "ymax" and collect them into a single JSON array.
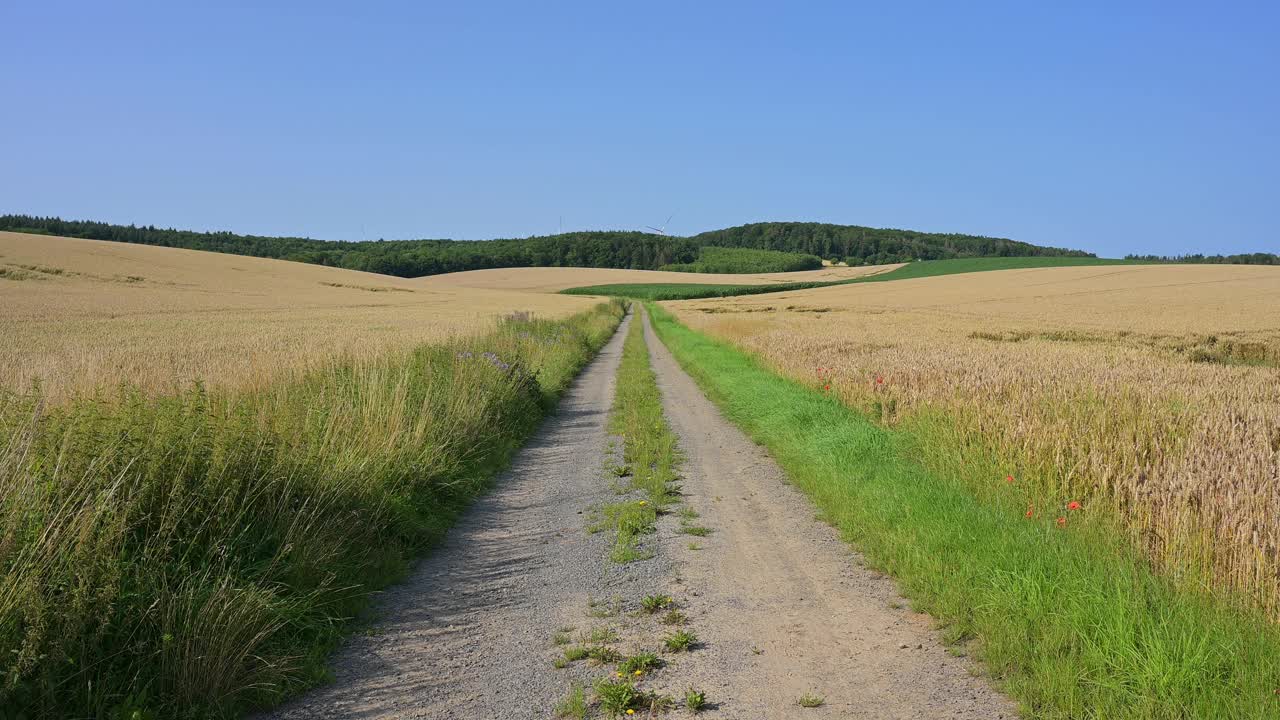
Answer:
[
  {"xmin": 0, "ymin": 300, "xmax": 624, "ymax": 719},
  {"xmin": 648, "ymin": 303, "xmax": 1280, "ymax": 719}
]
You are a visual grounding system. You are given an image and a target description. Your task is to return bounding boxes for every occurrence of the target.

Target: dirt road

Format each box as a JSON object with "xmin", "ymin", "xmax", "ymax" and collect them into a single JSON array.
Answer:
[
  {"xmin": 263, "ymin": 308, "xmax": 1016, "ymax": 718},
  {"xmin": 263, "ymin": 311, "xmax": 646, "ymax": 719},
  {"xmin": 640, "ymin": 311, "xmax": 1016, "ymax": 718}
]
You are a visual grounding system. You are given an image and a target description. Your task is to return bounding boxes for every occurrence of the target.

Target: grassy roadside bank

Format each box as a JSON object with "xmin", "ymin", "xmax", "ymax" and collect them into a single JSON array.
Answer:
[
  {"xmin": 647, "ymin": 304, "xmax": 1280, "ymax": 719},
  {"xmin": 563, "ymin": 257, "xmax": 1143, "ymax": 300},
  {"xmin": 0, "ymin": 300, "xmax": 625, "ymax": 719}
]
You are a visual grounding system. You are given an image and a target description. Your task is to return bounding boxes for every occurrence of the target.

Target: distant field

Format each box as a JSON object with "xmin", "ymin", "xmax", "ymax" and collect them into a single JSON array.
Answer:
[
  {"xmin": 668, "ymin": 262, "xmax": 1280, "ymax": 615},
  {"xmin": 563, "ymin": 256, "xmax": 1142, "ymax": 299},
  {"xmin": 0, "ymin": 231, "xmax": 597, "ymax": 398},
  {"xmin": 421, "ymin": 262, "xmax": 899, "ymax": 292}
]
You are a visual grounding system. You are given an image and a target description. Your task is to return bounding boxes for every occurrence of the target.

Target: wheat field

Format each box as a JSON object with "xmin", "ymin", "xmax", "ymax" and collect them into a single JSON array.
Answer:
[
  {"xmin": 0, "ymin": 231, "xmax": 610, "ymax": 399},
  {"xmin": 667, "ymin": 263, "xmax": 1280, "ymax": 615},
  {"xmin": 0, "ymin": 232, "xmax": 900, "ymax": 398},
  {"xmin": 9, "ymin": 230, "xmax": 1279, "ymax": 610}
]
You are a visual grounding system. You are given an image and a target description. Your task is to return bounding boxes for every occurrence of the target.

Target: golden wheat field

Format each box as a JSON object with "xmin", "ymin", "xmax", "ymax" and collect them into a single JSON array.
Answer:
[
  {"xmin": 668, "ymin": 263, "xmax": 1280, "ymax": 614},
  {"xmin": 0, "ymin": 231, "xmax": 607, "ymax": 399}
]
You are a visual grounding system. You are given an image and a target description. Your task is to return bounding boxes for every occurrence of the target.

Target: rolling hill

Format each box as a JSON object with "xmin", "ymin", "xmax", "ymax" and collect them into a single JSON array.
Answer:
[{"xmin": 0, "ymin": 215, "xmax": 1093, "ymax": 278}]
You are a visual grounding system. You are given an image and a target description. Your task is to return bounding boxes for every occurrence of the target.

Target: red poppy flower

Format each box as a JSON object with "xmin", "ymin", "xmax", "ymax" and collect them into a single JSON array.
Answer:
[
  {"xmin": 824, "ymin": 384, "xmax": 831, "ymax": 391},
  {"xmin": 1056, "ymin": 517, "xmax": 1067, "ymax": 527},
  {"xmin": 876, "ymin": 376, "xmax": 884, "ymax": 384},
  {"xmin": 1025, "ymin": 509, "xmax": 1034, "ymax": 518},
  {"xmin": 1005, "ymin": 475, "xmax": 1015, "ymax": 484},
  {"xmin": 1067, "ymin": 501, "xmax": 1081, "ymax": 511}
]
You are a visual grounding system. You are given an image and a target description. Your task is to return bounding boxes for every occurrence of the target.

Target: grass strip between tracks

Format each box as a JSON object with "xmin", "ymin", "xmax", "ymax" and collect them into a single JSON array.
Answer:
[
  {"xmin": 647, "ymin": 302, "xmax": 1280, "ymax": 720},
  {"xmin": 594, "ymin": 306, "xmax": 683, "ymax": 563},
  {"xmin": 565, "ymin": 305, "xmax": 708, "ymax": 715}
]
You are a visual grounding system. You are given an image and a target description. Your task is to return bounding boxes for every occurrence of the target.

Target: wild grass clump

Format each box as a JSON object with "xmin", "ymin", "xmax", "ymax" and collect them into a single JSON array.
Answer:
[
  {"xmin": 594, "ymin": 678, "xmax": 673, "ymax": 717},
  {"xmin": 617, "ymin": 651, "xmax": 663, "ymax": 675},
  {"xmin": 595, "ymin": 499, "xmax": 658, "ymax": 563},
  {"xmin": 663, "ymin": 629, "xmax": 698, "ymax": 653},
  {"xmin": 797, "ymin": 693, "xmax": 825, "ymax": 708},
  {"xmin": 684, "ymin": 687, "xmax": 708, "ymax": 712},
  {"xmin": 0, "ymin": 301, "xmax": 625, "ymax": 718},
  {"xmin": 640, "ymin": 594, "xmax": 673, "ymax": 613}
]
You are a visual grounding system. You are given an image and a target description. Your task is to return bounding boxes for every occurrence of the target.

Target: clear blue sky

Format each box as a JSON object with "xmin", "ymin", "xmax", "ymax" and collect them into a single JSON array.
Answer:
[{"xmin": 2, "ymin": 1, "xmax": 1276, "ymax": 256}]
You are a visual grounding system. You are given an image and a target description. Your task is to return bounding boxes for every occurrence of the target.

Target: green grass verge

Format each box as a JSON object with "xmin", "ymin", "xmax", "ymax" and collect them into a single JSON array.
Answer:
[
  {"xmin": 0, "ymin": 300, "xmax": 626, "ymax": 719},
  {"xmin": 595, "ymin": 307, "xmax": 682, "ymax": 562},
  {"xmin": 563, "ymin": 256, "xmax": 1147, "ymax": 300},
  {"xmin": 647, "ymin": 303, "xmax": 1280, "ymax": 719}
]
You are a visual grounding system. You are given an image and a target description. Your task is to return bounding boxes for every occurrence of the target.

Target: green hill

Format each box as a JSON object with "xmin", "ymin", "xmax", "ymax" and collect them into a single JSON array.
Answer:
[
  {"xmin": 689, "ymin": 221, "xmax": 1091, "ymax": 265},
  {"xmin": 0, "ymin": 215, "xmax": 1093, "ymax": 279}
]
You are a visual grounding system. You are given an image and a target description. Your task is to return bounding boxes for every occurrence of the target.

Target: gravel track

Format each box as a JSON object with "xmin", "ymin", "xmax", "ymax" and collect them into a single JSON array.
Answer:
[
  {"xmin": 262, "ymin": 307, "xmax": 1018, "ymax": 719},
  {"xmin": 639, "ymin": 309, "xmax": 1018, "ymax": 718},
  {"xmin": 262, "ymin": 311, "xmax": 654, "ymax": 719}
]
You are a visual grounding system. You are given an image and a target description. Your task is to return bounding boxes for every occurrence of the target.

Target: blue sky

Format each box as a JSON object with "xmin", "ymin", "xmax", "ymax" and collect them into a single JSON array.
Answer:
[{"xmin": 2, "ymin": 1, "xmax": 1276, "ymax": 256}]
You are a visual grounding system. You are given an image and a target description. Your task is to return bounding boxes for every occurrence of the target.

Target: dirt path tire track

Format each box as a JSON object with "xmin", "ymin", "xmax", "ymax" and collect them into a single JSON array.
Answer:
[
  {"xmin": 261, "ymin": 306, "xmax": 1017, "ymax": 719},
  {"xmin": 641, "ymin": 309, "xmax": 1018, "ymax": 719},
  {"xmin": 262, "ymin": 311, "xmax": 641, "ymax": 720}
]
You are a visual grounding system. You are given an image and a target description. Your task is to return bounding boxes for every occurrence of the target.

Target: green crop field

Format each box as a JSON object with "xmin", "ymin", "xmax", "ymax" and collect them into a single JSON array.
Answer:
[
  {"xmin": 562, "ymin": 256, "xmax": 1148, "ymax": 300},
  {"xmin": 660, "ymin": 246, "xmax": 823, "ymax": 274}
]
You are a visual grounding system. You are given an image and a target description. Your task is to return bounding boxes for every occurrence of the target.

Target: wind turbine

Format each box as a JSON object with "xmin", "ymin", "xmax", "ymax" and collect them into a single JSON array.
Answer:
[{"xmin": 645, "ymin": 214, "xmax": 675, "ymax": 236}]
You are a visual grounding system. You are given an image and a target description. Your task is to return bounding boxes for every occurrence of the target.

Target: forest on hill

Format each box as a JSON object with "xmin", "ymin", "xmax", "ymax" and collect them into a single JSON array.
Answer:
[
  {"xmin": 662, "ymin": 246, "xmax": 823, "ymax": 273},
  {"xmin": 689, "ymin": 222, "xmax": 1093, "ymax": 265},
  {"xmin": 2, "ymin": 215, "xmax": 1094, "ymax": 278}
]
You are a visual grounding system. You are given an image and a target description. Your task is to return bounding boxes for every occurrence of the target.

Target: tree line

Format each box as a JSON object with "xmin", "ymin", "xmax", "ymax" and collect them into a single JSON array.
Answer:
[
  {"xmin": 1, "ymin": 215, "xmax": 1095, "ymax": 278},
  {"xmin": 694, "ymin": 222, "xmax": 1094, "ymax": 265},
  {"xmin": 1124, "ymin": 253, "xmax": 1279, "ymax": 265}
]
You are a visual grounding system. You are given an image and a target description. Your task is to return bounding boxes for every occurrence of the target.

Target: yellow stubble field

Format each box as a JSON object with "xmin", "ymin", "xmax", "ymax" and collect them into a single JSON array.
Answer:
[{"xmin": 667, "ymin": 263, "xmax": 1280, "ymax": 614}]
